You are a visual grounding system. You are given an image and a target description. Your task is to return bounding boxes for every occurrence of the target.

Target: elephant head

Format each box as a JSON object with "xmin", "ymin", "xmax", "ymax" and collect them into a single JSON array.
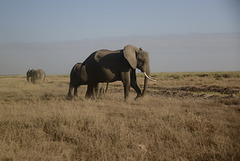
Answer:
[
  {"xmin": 26, "ymin": 69, "xmax": 38, "ymax": 83},
  {"xmin": 26, "ymin": 69, "xmax": 33, "ymax": 82},
  {"xmin": 123, "ymin": 45, "xmax": 155, "ymax": 96}
]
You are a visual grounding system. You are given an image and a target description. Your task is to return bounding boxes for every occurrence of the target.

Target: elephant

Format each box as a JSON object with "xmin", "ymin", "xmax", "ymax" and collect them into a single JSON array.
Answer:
[
  {"xmin": 68, "ymin": 62, "xmax": 108, "ymax": 98},
  {"xmin": 26, "ymin": 69, "xmax": 46, "ymax": 84},
  {"xmin": 76, "ymin": 44, "xmax": 156, "ymax": 100}
]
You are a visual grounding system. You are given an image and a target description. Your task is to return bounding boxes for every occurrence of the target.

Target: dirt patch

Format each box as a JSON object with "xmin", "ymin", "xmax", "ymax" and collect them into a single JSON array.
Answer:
[
  {"xmin": 149, "ymin": 85, "xmax": 240, "ymax": 94},
  {"xmin": 148, "ymin": 85, "xmax": 240, "ymax": 101},
  {"xmin": 107, "ymin": 83, "xmax": 240, "ymax": 102},
  {"xmin": 180, "ymin": 85, "xmax": 240, "ymax": 95}
]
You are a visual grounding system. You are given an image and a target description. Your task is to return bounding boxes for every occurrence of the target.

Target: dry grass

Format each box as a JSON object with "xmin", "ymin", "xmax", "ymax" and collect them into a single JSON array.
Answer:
[{"xmin": 0, "ymin": 72, "xmax": 240, "ymax": 161}]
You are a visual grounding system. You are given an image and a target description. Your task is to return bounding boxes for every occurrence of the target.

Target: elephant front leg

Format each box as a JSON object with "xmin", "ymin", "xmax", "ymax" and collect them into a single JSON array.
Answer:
[
  {"xmin": 122, "ymin": 72, "xmax": 131, "ymax": 101},
  {"xmin": 92, "ymin": 83, "xmax": 100, "ymax": 100},
  {"xmin": 94, "ymin": 83, "xmax": 100, "ymax": 98},
  {"xmin": 27, "ymin": 76, "xmax": 30, "ymax": 82},
  {"xmin": 123, "ymin": 83, "xmax": 130, "ymax": 100},
  {"xmin": 130, "ymin": 70, "xmax": 142, "ymax": 99}
]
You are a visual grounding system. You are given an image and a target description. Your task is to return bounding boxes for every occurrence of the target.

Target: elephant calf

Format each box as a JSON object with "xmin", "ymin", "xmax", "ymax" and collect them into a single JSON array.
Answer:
[
  {"xmin": 68, "ymin": 62, "xmax": 108, "ymax": 98},
  {"xmin": 26, "ymin": 69, "xmax": 46, "ymax": 84}
]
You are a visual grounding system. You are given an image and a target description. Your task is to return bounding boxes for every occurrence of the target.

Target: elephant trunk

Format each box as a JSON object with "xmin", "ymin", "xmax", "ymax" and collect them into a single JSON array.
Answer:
[
  {"xmin": 27, "ymin": 70, "xmax": 31, "ymax": 83},
  {"xmin": 142, "ymin": 66, "xmax": 150, "ymax": 96},
  {"xmin": 27, "ymin": 72, "xmax": 30, "ymax": 82}
]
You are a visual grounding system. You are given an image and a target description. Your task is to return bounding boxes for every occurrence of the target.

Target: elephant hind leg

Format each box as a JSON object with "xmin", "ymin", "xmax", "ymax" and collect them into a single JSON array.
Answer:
[
  {"xmin": 74, "ymin": 87, "xmax": 78, "ymax": 96},
  {"xmin": 105, "ymin": 83, "xmax": 109, "ymax": 93},
  {"xmin": 99, "ymin": 87, "xmax": 105, "ymax": 96},
  {"xmin": 85, "ymin": 85, "xmax": 93, "ymax": 99},
  {"xmin": 92, "ymin": 84, "xmax": 99, "ymax": 99},
  {"xmin": 85, "ymin": 83, "xmax": 98, "ymax": 99},
  {"xmin": 68, "ymin": 85, "xmax": 74, "ymax": 98}
]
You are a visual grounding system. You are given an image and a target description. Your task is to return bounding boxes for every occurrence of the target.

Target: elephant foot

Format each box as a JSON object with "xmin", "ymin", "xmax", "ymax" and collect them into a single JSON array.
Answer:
[
  {"xmin": 85, "ymin": 93, "xmax": 98, "ymax": 100},
  {"xmin": 85, "ymin": 94, "xmax": 92, "ymax": 99},
  {"xmin": 66, "ymin": 93, "xmax": 77, "ymax": 100},
  {"xmin": 134, "ymin": 95, "xmax": 143, "ymax": 101},
  {"xmin": 74, "ymin": 94, "xmax": 78, "ymax": 97},
  {"xmin": 66, "ymin": 95, "xmax": 73, "ymax": 100},
  {"xmin": 124, "ymin": 97, "xmax": 128, "ymax": 102}
]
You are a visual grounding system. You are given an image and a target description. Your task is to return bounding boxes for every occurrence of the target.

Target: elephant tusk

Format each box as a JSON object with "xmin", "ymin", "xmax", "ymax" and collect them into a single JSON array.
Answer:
[{"xmin": 144, "ymin": 72, "xmax": 157, "ymax": 81}]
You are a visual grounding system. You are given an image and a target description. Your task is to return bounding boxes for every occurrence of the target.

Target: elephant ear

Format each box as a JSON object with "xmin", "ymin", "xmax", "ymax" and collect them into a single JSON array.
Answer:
[
  {"xmin": 27, "ymin": 69, "xmax": 31, "ymax": 74},
  {"xmin": 123, "ymin": 45, "xmax": 138, "ymax": 69}
]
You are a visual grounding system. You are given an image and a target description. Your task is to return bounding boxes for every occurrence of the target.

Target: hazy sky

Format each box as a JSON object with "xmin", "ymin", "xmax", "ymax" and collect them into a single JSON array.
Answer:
[{"xmin": 0, "ymin": 0, "xmax": 240, "ymax": 75}]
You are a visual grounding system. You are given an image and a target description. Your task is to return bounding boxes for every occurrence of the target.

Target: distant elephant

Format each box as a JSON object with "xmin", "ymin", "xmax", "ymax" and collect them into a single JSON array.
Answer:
[
  {"xmin": 26, "ymin": 69, "xmax": 46, "ymax": 84},
  {"xmin": 68, "ymin": 63, "xmax": 108, "ymax": 98},
  {"xmin": 75, "ymin": 44, "xmax": 156, "ymax": 100}
]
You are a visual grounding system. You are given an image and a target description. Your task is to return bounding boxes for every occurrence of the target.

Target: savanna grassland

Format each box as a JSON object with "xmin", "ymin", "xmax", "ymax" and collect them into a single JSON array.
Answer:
[{"xmin": 0, "ymin": 72, "xmax": 240, "ymax": 161}]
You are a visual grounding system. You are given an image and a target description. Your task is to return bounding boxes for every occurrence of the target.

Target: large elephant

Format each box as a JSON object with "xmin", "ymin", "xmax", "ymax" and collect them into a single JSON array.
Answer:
[
  {"xmin": 26, "ymin": 69, "xmax": 46, "ymax": 84},
  {"xmin": 68, "ymin": 62, "xmax": 108, "ymax": 98},
  {"xmin": 79, "ymin": 44, "xmax": 155, "ymax": 100}
]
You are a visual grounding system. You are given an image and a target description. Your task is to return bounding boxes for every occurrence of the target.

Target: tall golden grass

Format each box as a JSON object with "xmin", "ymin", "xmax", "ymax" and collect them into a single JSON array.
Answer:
[{"xmin": 0, "ymin": 72, "xmax": 240, "ymax": 160}]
